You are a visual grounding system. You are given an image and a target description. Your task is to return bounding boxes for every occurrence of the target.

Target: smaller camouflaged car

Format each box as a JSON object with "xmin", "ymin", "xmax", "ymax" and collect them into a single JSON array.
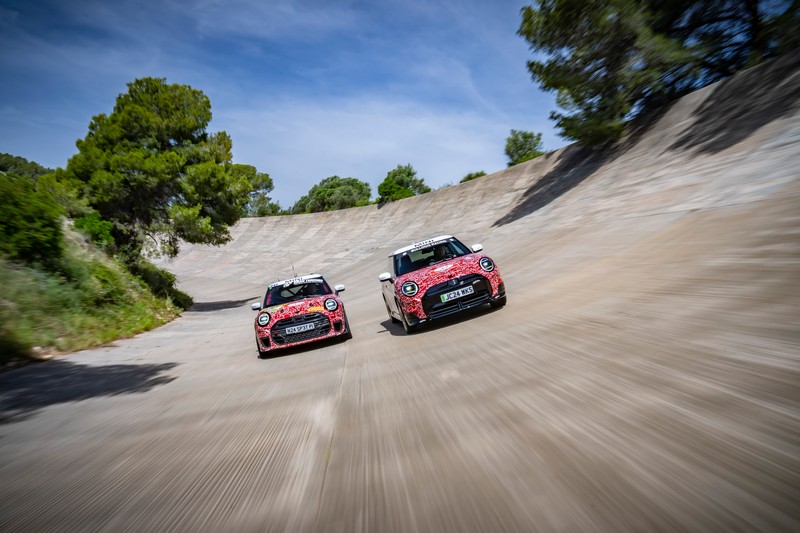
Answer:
[
  {"xmin": 378, "ymin": 234, "xmax": 506, "ymax": 333},
  {"xmin": 251, "ymin": 274, "xmax": 352, "ymax": 357}
]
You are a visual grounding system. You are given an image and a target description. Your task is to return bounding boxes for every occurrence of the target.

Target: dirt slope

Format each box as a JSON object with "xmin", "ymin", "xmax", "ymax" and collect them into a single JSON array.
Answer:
[{"xmin": 1, "ymin": 53, "xmax": 799, "ymax": 531}]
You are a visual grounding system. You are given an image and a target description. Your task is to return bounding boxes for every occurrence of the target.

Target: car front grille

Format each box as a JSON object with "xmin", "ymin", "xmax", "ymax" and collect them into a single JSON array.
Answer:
[
  {"xmin": 422, "ymin": 273, "xmax": 492, "ymax": 320},
  {"xmin": 271, "ymin": 313, "xmax": 331, "ymax": 345}
]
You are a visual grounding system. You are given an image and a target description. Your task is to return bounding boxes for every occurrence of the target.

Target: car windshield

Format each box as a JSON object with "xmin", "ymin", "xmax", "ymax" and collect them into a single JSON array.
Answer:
[
  {"xmin": 394, "ymin": 238, "xmax": 471, "ymax": 276},
  {"xmin": 264, "ymin": 278, "xmax": 332, "ymax": 306}
]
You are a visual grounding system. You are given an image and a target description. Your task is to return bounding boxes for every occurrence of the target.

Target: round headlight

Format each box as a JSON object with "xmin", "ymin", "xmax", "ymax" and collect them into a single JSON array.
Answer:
[
  {"xmin": 257, "ymin": 312, "xmax": 271, "ymax": 326},
  {"xmin": 479, "ymin": 257, "xmax": 495, "ymax": 272},
  {"xmin": 401, "ymin": 281, "xmax": 419, "ymax": 297},
  {"xmin": 324, "ymin": 298, "xmax": 338, "ymax": 311}
]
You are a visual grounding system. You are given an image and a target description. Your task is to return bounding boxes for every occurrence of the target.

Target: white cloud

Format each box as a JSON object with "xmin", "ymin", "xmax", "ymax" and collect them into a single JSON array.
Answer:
[
  {"xmin": 216, "ymin": 94, "xmax": 511, "ymax": 206},
  {"xmin": 0, "ymin": 0, "xmax": 563, "ymax": 202},
  {"xmin": 186, "ymin": 0, "xmax": 361, "ymax": 41}
]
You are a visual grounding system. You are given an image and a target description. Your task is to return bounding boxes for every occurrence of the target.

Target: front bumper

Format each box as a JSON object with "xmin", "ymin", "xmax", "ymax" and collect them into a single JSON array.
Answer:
[
  {"xmin": 399, "ymin": 273, "xmax": 504, "ymax": 322},
  {"xmin": 256, "ymin": 310, "xmax": 349, "ymax": 352}
]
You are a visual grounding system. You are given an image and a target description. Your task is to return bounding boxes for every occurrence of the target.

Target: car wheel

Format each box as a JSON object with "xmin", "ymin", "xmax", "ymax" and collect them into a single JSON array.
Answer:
[
  {"xmin": 256, "ymin": 339, "xmax": 269, "ymax": 359},
  {"xmin": 384, "ymin": 296, "xmax": 399, "ymax": 323},
  {"xmin": 400, "ymin": 309, "xmax": 418, "ymax": 334},
  {"xmin": 343, "ymin": 314, "xmax": 353, "ymax": 340},
  {"xmin": 490, "ymin": 295, "xmax": 507, "ymax": 309}
]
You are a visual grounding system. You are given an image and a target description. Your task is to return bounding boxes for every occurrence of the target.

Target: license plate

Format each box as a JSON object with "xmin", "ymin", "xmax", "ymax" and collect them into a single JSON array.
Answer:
[
  {"xmin": 285, "ymin": 322, "xmax": 315, "ymax": 335},
  {"xmin": 440, "ymin": 285, "xmax": 474, "ymax": 303}
]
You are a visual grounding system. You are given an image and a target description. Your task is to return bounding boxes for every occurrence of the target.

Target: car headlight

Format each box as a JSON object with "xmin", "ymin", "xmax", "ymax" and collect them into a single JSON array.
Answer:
[
  {"xmin": 401, "ymin": 281, "xmax": 419, "ymax": 297},
  {"xmin": 479, "ymin": 257, "xmax": 495, "ymax": 272},
  {"xmin": 257, "ymin": 312, "xmax": 270, "ymax": 326},
  {"xmin": 324, "ymin": 298, "xmax": 338, "ymax": 311}
]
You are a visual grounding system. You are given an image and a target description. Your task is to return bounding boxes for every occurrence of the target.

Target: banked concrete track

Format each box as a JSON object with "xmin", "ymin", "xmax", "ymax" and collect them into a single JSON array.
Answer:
[{"xmin": 2, "ymin": 53, "xmax": 799, "ymax": 531}]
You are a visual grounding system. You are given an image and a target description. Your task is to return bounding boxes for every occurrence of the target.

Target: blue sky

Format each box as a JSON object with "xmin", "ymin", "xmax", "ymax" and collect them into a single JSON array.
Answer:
[{"xmin": 0, "ymin": 0, "xmax": 561, "ymax": 207}]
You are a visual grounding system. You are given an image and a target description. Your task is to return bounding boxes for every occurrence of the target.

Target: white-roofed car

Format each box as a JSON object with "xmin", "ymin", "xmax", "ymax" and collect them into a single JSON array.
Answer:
[
  {"xmin": 378, "ymin": 235, "xmax": 506, "ymax": 333},
  {"xmin": 251, "ymin": 274, "xmax": 352, "ymax": 357}
]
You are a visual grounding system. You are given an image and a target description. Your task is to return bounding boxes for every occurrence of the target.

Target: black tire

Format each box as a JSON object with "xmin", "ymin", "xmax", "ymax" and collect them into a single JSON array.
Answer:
[
  {"xmin": 256, "ymin": 339, "xmax": 269, "ymax": 359},
  {"xmin": 490, "ymin": 295, "xmax": 507, "ymax": 309},
  {"xmin": 343, "ymin": 315, "xmax": 353, "ymax": 340},
  {"xmin": 385, "ymin": 296, "xmax": 399, "ymax": 323},
  {"xmin": 400, "ymin": 309, "xmax": 418, "ymax": 334}
]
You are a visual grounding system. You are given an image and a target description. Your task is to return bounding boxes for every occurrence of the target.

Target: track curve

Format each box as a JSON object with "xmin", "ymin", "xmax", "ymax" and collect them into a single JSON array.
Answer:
[{"xmin": 2, "ymin": 54, "xmax": 799, "ymax": 531}]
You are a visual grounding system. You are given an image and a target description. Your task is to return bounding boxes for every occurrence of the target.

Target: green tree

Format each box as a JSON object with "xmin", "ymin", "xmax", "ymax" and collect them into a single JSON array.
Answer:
[
  {"xmin": 291, "ymin": 176, "xmax": 372, "ymax": 213},
  {"xmin": 518, "ymin": 0, "xmax": 798, "ymax": 146},
  {"xmin": 505, "ymin": 130, "xmax": 545, "ymax": 166},
  {"xmin": 229, "ymin": 164, "xmax": 282, "ymax": 217},
  {"xmin": 460, "ymin": 171, "xmax": 487, "ymax": 183},
  {"xmin": 377, "ymin": 164, "xmax": 430, "ymax": 203},
  {"xmin": 58, "ymin": 77, "xmax": 251, "ymax": 260},
  {"xmin": 0, "ymin": 153, "xmax": 53, "ymax": 181},
  {"xmin": 0, "ymin": 172, "xmax": 63, "ymax": 268},
  {"xmin": 247, "ymin": 196, "xmax": 284, "ymax": 217}
]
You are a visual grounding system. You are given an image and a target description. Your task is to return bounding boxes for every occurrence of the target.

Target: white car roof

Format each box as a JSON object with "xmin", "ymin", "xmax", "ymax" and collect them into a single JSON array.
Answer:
[
  {"xmin": 390, "ymin": 235, "xmax": 453, "ymax": 256},
  {"xmin": 268, "ymin": 274, "xmax": 325, "ymax": 289}
]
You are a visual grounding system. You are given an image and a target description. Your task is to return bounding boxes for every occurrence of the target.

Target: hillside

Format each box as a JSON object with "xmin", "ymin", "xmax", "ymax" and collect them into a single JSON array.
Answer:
[{"xmin": 2, "ymin": 52, "xmax": 799, "ymax": 531}]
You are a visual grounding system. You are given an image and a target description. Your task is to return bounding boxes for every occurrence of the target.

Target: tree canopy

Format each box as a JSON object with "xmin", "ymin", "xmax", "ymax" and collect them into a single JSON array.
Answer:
[
  {"xmin": 0, "ymin": 171, "xmax": 63, "ymax": 268},
  {"xmin": 518, "ymin": 0, "xmax": 799, "ymax": 146},
  {"xmin": 377, "ymin": 164, "xmax": 430, "ymax": 203},
  {"xmin": 57, "ymin": 77, "xmax": 253, "ymax": 259},
  {"xmin": 460, "ymin": 171, "xmax": 487, "ymax": 183},
  {"xmin": 0, "ymin": 153, "xmax": 53, "ymax": 181},
  {"xmin": 291, "ymin": 176, "xmax": 372, "ymax": 213},
  {"xmin": 505, "ymin": 130, "xmax": 545, "ymax": 166},
  {"xmin": 230, "ymin": 164, "xmax": 281, "ymax": 217}
]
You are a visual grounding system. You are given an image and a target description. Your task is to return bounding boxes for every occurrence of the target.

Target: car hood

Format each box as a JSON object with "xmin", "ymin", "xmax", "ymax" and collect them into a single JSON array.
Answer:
[
  {"xmin": 396, "ymin": 254, "xmax": 485, "ymax": 291},
  {"xmin": 264, "ymin": 296, "xmax": 337, "ymax": 318}
]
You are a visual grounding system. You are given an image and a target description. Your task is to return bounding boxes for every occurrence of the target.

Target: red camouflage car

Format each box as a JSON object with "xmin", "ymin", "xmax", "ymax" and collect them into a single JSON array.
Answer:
[
  {"xmin": 378, "ymin": 235, "xmax": 506, "ymax": 333},
  {"xmin": 251, "ymin": 274, "xmax": 352, "ymax": 357}
]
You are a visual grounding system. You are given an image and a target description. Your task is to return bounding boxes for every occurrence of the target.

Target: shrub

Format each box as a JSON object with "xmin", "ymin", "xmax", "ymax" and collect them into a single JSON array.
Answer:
[
  {"xmin": 0, "ymin": 172, "xmax": 63, "ymax": 268},
  {"xmin": 73, "ymin": 211, "xmax": 115, "ymax": 249},
  {"xmin": 460, "ymin": 171, "xmax": 487, "ymax": 183},
  {"xmin": 130, "ymin": 260, "xmax": 194, "ymax": 310}
]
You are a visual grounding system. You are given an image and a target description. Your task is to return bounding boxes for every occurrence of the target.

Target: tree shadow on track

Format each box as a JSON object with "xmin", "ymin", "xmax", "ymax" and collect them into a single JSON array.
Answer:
[
  {"xmin": 671, "ymin": 52, "xmax": 800, "ymax": 155},
  {"xmin": 492, "ymin": 53, "xmax": 800, "ymax": 228},
  {"xmin": 0, "ymin": 360, "xmax": 178, "ymax": 425},
  {"xmin": 188, "ymin": 297, "xmax": 260, "ymax": 312},
  {"xmin": 492, "ymin": 145, "xmax": 608, "ymax": 227}
]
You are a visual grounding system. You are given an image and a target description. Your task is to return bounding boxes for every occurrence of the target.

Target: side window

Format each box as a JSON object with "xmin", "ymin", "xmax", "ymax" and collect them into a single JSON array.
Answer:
[{"xmin": 389, "ymin": 257, "xmax": 396, "ymax": 277}]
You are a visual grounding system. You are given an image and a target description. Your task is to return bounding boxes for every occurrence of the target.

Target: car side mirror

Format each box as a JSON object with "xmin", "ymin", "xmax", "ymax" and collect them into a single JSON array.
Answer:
[
  {"xmin": 378, "ymin": 272, "xmax": 392, "ymax": 282},
  {"xmin": 334, "ymin": 284, "xmax": 346, "ymax": 294},
  {"xmin": 251, "ymin": 302, "xmax": 262, "ymax": 311},
  {"xmin": 471, "ymin": 243, "xmax": 483, "ymax": 253}
]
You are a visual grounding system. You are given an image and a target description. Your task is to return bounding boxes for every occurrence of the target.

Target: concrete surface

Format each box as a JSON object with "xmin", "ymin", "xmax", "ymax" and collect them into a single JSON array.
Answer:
[{"xmin": 1, "ymin": 53, "xmax": 799, "ymax": 531}]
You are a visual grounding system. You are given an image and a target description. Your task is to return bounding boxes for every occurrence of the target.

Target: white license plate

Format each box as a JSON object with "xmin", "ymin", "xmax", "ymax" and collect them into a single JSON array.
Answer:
[
  {"xmin": 440, "ymin": 285, "xmax": 474, "ymax": 303},
  {"xmin": 285, "ymin": 322, "xmax": 315, "ymax": 334}
]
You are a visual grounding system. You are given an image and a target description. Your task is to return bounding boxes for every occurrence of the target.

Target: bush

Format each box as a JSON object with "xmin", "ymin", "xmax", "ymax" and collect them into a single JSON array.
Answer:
[
  {"xmin": 460, "ymin": 171, "xmax": 487, "ymax": 183},
  {"xmin": 74, "ymin": 211, "xmax": 115, "ymax": 249},
  {"xmin": 130, "ymin": 260, "xmax": 193, "ymax": 310},
  {"xmin": 291, "ymin": 176, "xmax": 372, "ymax": 213},
  {"xmin": 0, "ymin": 250, "xmax": 183, "ymax": 365},
  {"xmin": 0, "ymin": 299, "xmax": 31, "ymax": 364},
  {"xmin": 0, "ymin": 172, "xmax": 63, "ymax": 268}
]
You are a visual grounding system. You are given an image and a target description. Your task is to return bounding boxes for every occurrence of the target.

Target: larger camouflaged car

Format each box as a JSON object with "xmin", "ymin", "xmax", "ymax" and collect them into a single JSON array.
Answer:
[
  {"xmin": 251, "ymin": 274, "xmax": 352, "ymax": 357},
  {"xmin": 378, "ymin": 235, "xmax": 506, "ymax": 333}
]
